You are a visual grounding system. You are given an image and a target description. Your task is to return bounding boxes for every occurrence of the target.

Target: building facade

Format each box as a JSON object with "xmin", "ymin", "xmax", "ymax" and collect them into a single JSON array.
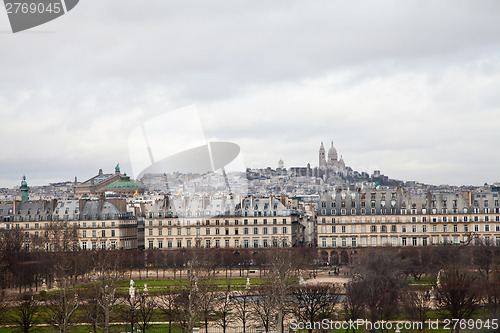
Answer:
[
  {"xmin": 142, "ymin": 195, "xmax": 304, "ymax": 250},
  {"xmin": 316, "ymin": 188, "xmax": 500, "ymax": 250},
  {"xmin": 0, "ymin": 197, "xmax": 137, "ymax": 251}
]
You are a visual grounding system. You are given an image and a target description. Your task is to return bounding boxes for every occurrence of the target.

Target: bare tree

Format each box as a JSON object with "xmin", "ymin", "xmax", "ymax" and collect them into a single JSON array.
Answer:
[
  {"xmin": 14, "ymin": 294, "xmax": 39, "ymax": 333},
  {"xmin": 291, "ymin": 283, "xmax": 339, "ymax": 333},
  {"xmin": 344, "ymin": 280, "xmax": 366, "ymax": 332},
  {"xmin": 0, "ymin": 289, "xmax": 9, "ymax": 325},
  {"xmin": 233, "ymin": 290, "xmax": 253, "ymax": 333},
  {"xmin": 403, "ymin": 286, "xmax": 433, "ymax": 333},
  {"xmin": 266, "ymin": 249, "xmax": 297, "ymax": 333},
  {"xmin": 199, "ymin": 280, "xmax": 218, "ymax": 333},
  {"xmin": 215, "ymin": 285, "xmax": 234, "ymax": 333},
  {"xmin": 251, "ymin": 283, "xmax": 276, "ymax": 332},
  {"xmin": 351, "ymin": 249, "xmax": 406, "ymax": 324},
  {"xmin": 92, "ymin": 250, "xmax": 121, "ymax": 333},
  {"xmin": 472, "ymin": 240, "xmax": 495, "ymax": 281},
  {"xmin": 135, "ymin": 289, "xmax": 157, "ymax": 333},
  {"xmin": 80, "ymin": 284, "xmax": 102, "ymax": 333},
  {"xmin": 176, "ymin": 274, "xmax": 202, "ymax": 333},
  {"xmin": 158, "ymin": 287, "xmax": 180, "ymax": 333},
  {"xmin": 44, "ymin": 277, "xmax": 80, "ymax": 333},
  {"xmin": 435, "ymin": 267, "xmax": 480, "ymax": 333}
]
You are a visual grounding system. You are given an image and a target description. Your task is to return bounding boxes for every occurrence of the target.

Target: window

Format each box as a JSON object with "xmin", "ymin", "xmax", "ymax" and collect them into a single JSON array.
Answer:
[
  {"xmin": 351, "ymin": 237, "xmax": 357, "ymax": 247},
  {"xmin": 341, "ymin": 237, "xmax": 347, "ymax": 247},
  {"xmin": 253, "ymin": 227, "xmax": 258, "ymax": 234},
  {"xmin": 216, "ymin": 240, "xmax": 220, "ymax": 248},
  {"xmin": 177, "ymin": 228, "xmax": 181, "ymax": 235},
  {"xmin": 321, "ymin": 238, "xmax": 327, "ymax": 247},
  {"xmin": 92, "ymin": 230, "xmax": 96, "ymax": 238},
  {"xmin": 101, "ymin": 230, "xmax": 106, "ymax": 237},
  {"xmin": 442, "ymin": 225, "xmax": 448, "ymax": 232},
  {"xmin": 401, "ymin": 226, "xmax": 407, "ymax": 233},
  {"xmin": 331, "ymin": 238, "xmax": 337, "ymax": 247},
  {"xmin": 234, "ymin": 240, "xmax": 239, "ymax": 248},
  {"xmin": 167, "ymin": 240, "xmax": 172, "ymax": 249},
  {"xmin": 244, "ymin": 228, "xmax": 249, "ymax": 235},
  {"xmin": 225, "ymin": 240, "xmax": 230, "ymax": 248},
  {"xmin": 474, "ymin": 225, "xmax": 479, "ymax": 232},
  {"xmin": 82, "ymin": 230, "xmax": 87, "ymax": 238},
  {"xmin": 177, "ymin": 240, "xmax": 182, "ymax": 248},
  {"xmin": 263, "ymin": 227, "xmax": 268, "ymax": 235},
  {"xmin": 158, "ymin": 240, "xmax": 163, "ymax": 249},
  {"xmin": 485, "ymin": 225, "xmax": 490, "ymax": 232},
  {"xmin": 243, "ymin": 240, "xmax": 249, "ymax": 248},
  {"xmin": 149, "ymin": 229, "xmax": 153, "ymax": 236},
  {"xmin": 402, "ymin": 237, "xmax": 407, "ymax": 246},
  {"xmin": 82, "ymin": 241, "xmax": 87, "ymax": 250},
  {"xmin": 282, "ymin": 226, "xmax": 287, "ymax": 234},
  {"xmin": 187, "ymin": 228, "xmax": 191, "ymax": 235},
  {"xmin": 206, "ymin": 240, "xmax": 211, "ymax": 248},
  {"xmin": 464, "ymin": 225, "xmax": 469, "ymax": 232},
  {"xmin": 149, "ymin": 241, "xmax": 153, "ymax": 249},
  {"xmin": 412, "ymin": 237, "xmax": 417, "ymax": 246},
  {"xmin": 158, "ymin": 228, "xmax": 162, "ymax": 236},
  {"xmin": 206, "ymin": 228, "xmax": 210, "ymax": 235},
  {"xmin": 341, "ymin": 226, "xmax": 346, "ymax": 233}
]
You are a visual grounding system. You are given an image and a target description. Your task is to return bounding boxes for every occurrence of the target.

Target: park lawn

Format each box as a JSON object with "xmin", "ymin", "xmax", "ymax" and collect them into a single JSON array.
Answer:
[{"xmin": 117, "ymin": 277, "xmax": 291, "ymax": 288}]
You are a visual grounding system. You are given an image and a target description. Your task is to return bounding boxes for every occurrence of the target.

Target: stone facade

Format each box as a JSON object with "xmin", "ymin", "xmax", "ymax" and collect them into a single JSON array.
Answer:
[{"xmin": 316, "ymin": 188, "xmax": 500, "ymax": 250}]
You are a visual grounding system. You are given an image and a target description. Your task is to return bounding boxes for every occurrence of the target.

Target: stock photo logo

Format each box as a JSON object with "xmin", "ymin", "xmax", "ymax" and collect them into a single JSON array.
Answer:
[{"xmin": 3, "ymin": 0, "xmax": 79, "ymax": 33}]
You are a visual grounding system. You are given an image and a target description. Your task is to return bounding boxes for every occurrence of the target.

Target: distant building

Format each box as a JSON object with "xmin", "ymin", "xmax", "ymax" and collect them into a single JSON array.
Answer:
[
  {"xmin": 141, "ymin": 195, "xmax": 306, "ymax": 250},
  {"xmin": 74, "ymin": 164, "xmax": 144, "ymax": 198},
  {"xmin": 0, "ymin": 197, "xmax": 137, "ymax": 251},
  {"xmin": 316, "ymin": 187, "xmax": 500, "ymax": 264}
]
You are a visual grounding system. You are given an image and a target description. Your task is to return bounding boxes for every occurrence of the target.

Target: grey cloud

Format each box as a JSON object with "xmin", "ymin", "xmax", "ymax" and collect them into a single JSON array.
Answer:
[{"xmin": 1, "ymin": 0, "xmax": 500, "ymax": 187}]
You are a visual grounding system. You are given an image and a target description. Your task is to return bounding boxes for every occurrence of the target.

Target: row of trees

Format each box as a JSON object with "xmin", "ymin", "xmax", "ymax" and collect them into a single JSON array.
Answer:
[
  {"xmin": 0, "ymin": 248, "xmax": 318, "ymax": 333},
  {"xmin": 0, "ymin": 228, "xmax": 318, "ymax": 293},
  {"xmin": 345, "ymin": 245, "xmax": 500, "ymax": 333}
]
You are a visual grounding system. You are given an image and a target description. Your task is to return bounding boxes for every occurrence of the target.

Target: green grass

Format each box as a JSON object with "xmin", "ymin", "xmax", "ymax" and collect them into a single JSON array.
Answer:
[{"xmin": 117, "ymin": 277, "xmax": 288, "ymax": 288}]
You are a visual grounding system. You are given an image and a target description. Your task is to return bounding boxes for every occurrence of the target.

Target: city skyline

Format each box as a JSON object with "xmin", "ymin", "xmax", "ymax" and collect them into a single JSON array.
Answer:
[{"xmin": 1, "ymin": 1, "xmax": 500, "ymax": 187}]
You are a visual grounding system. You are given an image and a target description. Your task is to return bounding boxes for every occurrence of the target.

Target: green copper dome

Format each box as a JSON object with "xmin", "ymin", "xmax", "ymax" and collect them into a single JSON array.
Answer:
[{"xmin": 107, "ymin": 174, "xmax": 141, "ymax": 189}]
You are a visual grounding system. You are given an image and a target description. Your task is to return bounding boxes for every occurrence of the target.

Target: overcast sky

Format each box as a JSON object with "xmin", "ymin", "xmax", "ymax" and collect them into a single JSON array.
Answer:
[{"xmin": 1, "ymin": 0, "xmax": 500, "ymax": 188}]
